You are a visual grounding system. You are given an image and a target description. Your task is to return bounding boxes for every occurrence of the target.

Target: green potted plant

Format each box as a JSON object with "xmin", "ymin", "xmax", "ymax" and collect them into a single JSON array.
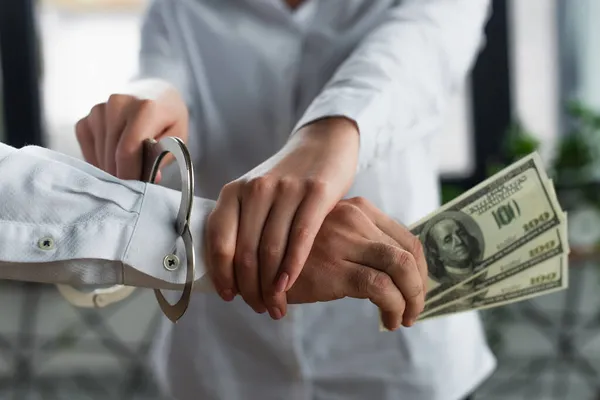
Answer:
[{"xmin": 442, "ymin": 100, "xmax": 600, "ymax": 214}]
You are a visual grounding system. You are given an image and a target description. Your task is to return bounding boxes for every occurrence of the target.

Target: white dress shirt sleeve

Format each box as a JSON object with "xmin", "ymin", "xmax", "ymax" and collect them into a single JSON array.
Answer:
[
  {"xmin": 0, "ymin": 143, "xmax": 216, "ymax": 292},
  {"xmin": 293, "ymin": 0, "xmax": 492, "ymax": 170}
]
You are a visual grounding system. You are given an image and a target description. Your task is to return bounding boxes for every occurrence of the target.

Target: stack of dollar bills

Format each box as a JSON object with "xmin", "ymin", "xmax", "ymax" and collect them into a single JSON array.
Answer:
[{"xmin": 382, "ymin": 152, "xmax": 569, "ymax": 329}]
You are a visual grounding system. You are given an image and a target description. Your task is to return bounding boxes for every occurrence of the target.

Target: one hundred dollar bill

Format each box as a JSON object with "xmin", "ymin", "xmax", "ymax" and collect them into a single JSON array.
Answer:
[
  {"xmin": 414, "ymin": 153, "xmax": 563, "ymax": 303},
  {"xmin": 379, "ymin": 155, "xmax": 567, "ymax": 332},
  {"xmin": 421, "ymin": 225, "xmax": 567, "ymax": 314},
  {"xmin": 418, "ymin": 254, "xmax": 568, "ymax": 321}
]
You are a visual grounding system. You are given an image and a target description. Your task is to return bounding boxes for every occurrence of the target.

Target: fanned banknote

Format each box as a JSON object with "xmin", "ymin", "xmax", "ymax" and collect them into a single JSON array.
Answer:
[
  {"xmin": 416, "ymin": 152, "xmax": 563, "ymax": 302},
  {"xmin": 416, "ymin": 211, "xmax": 570, "ymax": 321},
  {"xmin": 417, "ymin": 254, "xmax": 568, "ymax": 321},
  {"xmin": 379, "ymin": 153, "xmax": 569, "ymax": 332},
  {"xmin": 421, "ymin": 224, "xmax": 567, "ymax": 315}
]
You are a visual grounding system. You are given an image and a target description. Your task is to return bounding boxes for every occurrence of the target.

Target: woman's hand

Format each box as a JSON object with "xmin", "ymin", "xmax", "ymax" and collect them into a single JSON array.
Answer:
[
  {"xmin": 206, "ymin": 117, "xmax": 360, "ymax": 320},
  {"xmin": 74, "ymin": 79, "xmax": 188, "ymax": 182}
]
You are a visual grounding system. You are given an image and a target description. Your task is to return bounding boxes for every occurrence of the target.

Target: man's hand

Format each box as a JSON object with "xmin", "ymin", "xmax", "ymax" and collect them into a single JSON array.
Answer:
[
  {"xmin": 286, "ymin": 197, "xmax": 427, "ymax": 330},
  {"xmin": 74, "ymin": 79, "xmax": 188, "ymax": 181},
  {"xmin": 206, "ymin": 117, "xmax": 359, "ymax": 321}
]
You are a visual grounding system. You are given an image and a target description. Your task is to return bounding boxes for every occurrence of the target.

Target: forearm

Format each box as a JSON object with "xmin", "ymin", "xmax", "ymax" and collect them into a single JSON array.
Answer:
[{"xmin": 0, "ymin": 143, "xmax": 215, "ymax": 292}]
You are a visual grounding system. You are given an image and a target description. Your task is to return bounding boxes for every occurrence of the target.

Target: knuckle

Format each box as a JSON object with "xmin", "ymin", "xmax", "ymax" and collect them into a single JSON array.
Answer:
[
  {"xmin": 136, "ymin": 99, "xmax": 157, "ymax": 114},
  {"xmin": 352, "ymin": 268, "xmax": 393, "ymax": 297},
  {"xmin": 370, "ymin": 243, "xmax": 397, "ymax": 271},
  {"xmin": 292, "ymin": 224, "xmax": 313, "ymax": 243},
  {"xmin": 347, "ymin": 196, "xmax": 371, "ymax": 209},
  {"xmin": 313, "ymin": 219, "xmax": 336, "ymax": 248},
  {"xmin": 330, "ymin": 203, "xmax": 363, "ymax": 224},
  {"xmin": 260, "ymin": 243, "xmax": 283, "ymax": 267},
  {"xmin": 90, "ymin": 103, "xmax": 106, "ymax": 117},
  {"xmin": 85, "ymin": 105, "xmax": 104, "ymax": 128},
  {"xmin": 368, "ymin": 270, "xmax": 394, "ymax": 294},
  {"xmin": 351, "ymin": 268, "xmax": 371, "ymax": 296},
  {"xmin": 235, "ymin": 250, "xmax": 257, "ymax": 271},
  {"xmin": 329, "ymin": 202, "xmax": 350, "ymax": 218},
  {"xmin": 304, "ymin": 178, "xmax": 329, "ymax": 197},
  {"xmin": 277, "ymin": 177, "xmax": 301, "ymax": 194},
  {"xmin": 221, "ymin": 181, "xmax": 240, "ymax": 198},
  {"xmin": 107, "ymin": 93, "xmax": 131, "ymax": 107},
  {"xmin": 114, "ymin": 144, "xmax": 136, "ymax": 165},
  {"xmin": 208, "ymin": 237, "xmax": 233, "ymax": 266},
  {"xmin": 395, "ymin": 249, "xmax": 416, "ymax": 272},
  {"xmin": 379, "ymin": 245, "xmax": 415, "ymax": 273},
  {"xmin": 246, "ymin": 176, "xmax": 275, "ymax": 195},
  {"xmin": 405, "ymin": 284, "xmax": 425, "ymax": 303},
  {"xmin": 74, "ymin": 119, "xmax": 89, "ymax": 139}
]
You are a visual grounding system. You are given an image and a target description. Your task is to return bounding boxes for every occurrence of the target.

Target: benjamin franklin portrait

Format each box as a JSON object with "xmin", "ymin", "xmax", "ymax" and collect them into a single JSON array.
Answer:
[{"xmin": 420, "ymin": 211, "xmax": 485, "ymax": 286}]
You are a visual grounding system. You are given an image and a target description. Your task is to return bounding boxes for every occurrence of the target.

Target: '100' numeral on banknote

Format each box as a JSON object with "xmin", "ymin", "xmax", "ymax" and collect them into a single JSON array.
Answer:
[{"xmin": 409, "ymin": 153, "xmax": 563, "ymax": 303}]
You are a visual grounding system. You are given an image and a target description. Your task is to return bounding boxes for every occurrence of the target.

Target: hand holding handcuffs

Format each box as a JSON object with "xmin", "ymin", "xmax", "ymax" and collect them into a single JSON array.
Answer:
[{"xmin": 56, "ymin": 137, "xmax": 196, "ymax": 323}]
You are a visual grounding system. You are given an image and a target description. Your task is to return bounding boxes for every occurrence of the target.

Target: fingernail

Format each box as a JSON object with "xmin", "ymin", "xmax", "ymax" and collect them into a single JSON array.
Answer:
[
  {"xmin": 220, "ymin": 289, "xmax": 235, "ymax": 302},
  {"xmin": 269, "ymin": 307, "xmax": 283, "ymax": 320},
  {"xmin": 256, "ymin": 306, "xmax": 267, "ymax": 314},
  {"xmin": 275, "ymin": 273, "xmax": 289, "ymax": 293}
]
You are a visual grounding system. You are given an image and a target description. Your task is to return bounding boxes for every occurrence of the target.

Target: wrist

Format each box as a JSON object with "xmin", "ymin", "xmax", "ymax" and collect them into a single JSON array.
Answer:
[{"xmin": 293, "ymin": 116, "xmax": 360, "ymax": 149}]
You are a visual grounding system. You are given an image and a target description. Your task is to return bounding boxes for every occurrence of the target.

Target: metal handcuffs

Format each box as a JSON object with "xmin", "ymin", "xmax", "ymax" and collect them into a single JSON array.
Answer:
[{"xmin": 56, "ymin": 137, "xmax": 196, "ymax": 323}]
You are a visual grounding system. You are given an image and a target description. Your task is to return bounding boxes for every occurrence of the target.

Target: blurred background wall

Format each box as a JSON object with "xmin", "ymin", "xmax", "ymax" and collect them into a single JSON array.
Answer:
[{"xmin": 0, "ymin": 0, "xmax": 599, "ymax": 398}]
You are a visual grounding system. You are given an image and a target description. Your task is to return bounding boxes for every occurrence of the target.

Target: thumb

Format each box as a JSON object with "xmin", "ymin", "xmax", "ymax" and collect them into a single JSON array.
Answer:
[{"xmin": 115, "ymin": 105, "xmax": 180, "ymax": 180}]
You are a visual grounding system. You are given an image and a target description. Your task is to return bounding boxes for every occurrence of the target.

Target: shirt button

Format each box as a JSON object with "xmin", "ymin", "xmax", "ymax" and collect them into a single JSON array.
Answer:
[{"xmin": 38, "ymin": 236, "xmax": 55, "ymax": 250}]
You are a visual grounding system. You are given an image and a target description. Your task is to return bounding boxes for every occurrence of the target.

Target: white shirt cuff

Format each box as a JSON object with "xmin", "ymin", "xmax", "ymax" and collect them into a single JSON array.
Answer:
[
  {"xmin": 123, "ymin": 183, "xmax": 216, "ymax": 292},
  {"xmin": 292, "ymin": 86, "xmax": 407, "ymax": 172}
]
